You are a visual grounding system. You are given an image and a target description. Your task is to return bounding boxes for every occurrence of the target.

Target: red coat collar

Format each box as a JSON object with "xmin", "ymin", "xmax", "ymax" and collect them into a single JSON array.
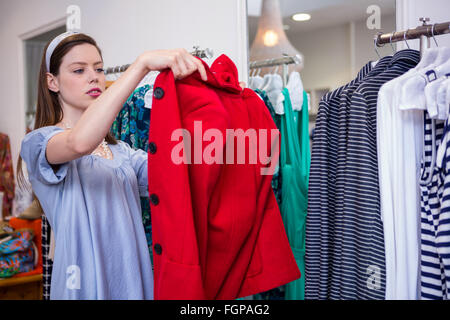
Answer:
[{"xmin": 193, "ymin": 54, "xmax": 243, "ymax": 94}]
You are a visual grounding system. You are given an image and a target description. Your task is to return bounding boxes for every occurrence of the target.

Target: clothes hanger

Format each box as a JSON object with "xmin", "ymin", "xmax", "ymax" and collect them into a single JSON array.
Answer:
[
  {"xmin": 374, "ymin": 32, "xmax": 383, "ymax": 60},
  {"xmin": 260, "ymin": 61, "xmax": 275, "ymax": 91},
  {"xmin": 248, "ymin": 68, "xmax": 255, "ymax": 88},
  {"xmin": 262, "ymin": 64, "xmax": 281, "ymax": 92},
  {"xmin": 389, "ymin": 31, "xmax": 396, "ymax": 54},
  {"xmin": 403, "ymin": 30, "xmax": 410, "ymax": 49}
]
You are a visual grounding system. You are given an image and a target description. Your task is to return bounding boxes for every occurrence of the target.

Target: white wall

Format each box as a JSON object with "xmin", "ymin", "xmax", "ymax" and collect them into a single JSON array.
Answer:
[
  {"xmin": 0, "ymin": 0, "xmax": 248, "ymax": 182},
  {"xmin": 288, "ymin": 14, "xmax": 396, "ymax": 94},
  {"xmin": 396, "ymin": 0, "xmax": 450, "ymax": 50}
]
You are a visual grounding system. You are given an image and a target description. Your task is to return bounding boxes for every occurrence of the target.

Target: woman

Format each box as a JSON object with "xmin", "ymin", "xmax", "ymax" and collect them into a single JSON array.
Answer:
[{"xmin": 17, "ymin": 31, "xmax": 207, "ymax": 299}]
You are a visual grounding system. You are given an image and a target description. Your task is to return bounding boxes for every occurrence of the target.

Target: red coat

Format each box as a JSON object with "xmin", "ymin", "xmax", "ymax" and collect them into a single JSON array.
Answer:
[{"xmin": 148, "ymin": 54, "xmax": 300, "ymax": 300}]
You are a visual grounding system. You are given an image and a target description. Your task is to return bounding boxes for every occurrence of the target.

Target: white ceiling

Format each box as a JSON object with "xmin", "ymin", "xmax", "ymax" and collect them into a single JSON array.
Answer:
[{"xmin": 247, "ymin": 0, "xmax": 396, "ymax": 36}]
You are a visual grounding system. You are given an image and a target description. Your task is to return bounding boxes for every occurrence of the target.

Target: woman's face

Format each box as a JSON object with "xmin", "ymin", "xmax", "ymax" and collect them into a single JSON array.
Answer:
[{"xmin": 48, "ymin": 43, "xmax": 105, "ymax": 111}]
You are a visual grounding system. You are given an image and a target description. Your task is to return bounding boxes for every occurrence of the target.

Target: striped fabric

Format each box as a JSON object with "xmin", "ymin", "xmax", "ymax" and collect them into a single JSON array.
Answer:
[
  {"xmin": 42, "ymin": 215, "xmax": 52, "ymax": 300},
  {"xmin": 306, "ymin": 49, "xmax": 420, "ymax": 300},
  {"xmin": 306, "ymin": 62, "xmax": 373, "ymax": 300},
  {"xmin": 437, "ymin": 113, "xmax": 450, "ymax": 299},
  {"xmin": 421, "ymin": 112, "xmax": 447, "ymax": 299}
]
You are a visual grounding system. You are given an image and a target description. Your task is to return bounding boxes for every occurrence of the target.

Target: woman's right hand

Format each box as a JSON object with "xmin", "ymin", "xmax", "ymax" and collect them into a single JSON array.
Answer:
[{"xmin": 138, "ymin": 49, "xmax": 208, "ymax": 82}]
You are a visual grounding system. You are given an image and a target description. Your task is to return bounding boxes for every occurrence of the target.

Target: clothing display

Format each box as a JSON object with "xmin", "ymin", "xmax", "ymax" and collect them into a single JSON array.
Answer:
[
  {"xmin": 306, "ymin": 61, "xmax": 373, "ymax": 299},
  {"xmin": 0, "ymin": 229, "xmax": 36, "ymax": 278},
  {"xmin": 251, "ymin": 68, "xmax": 310, "ymax": 301},
  {"xmin": 20, "ymin": 126, "xmax": 153, "ymax": 299},
  {"xmin": 307, "ymin": 49, "xmax": 421, "ymax": 300},
  {"xmin": 8, "ymin": 217, "xmax": 43, "ymax": 278},
  {"xmin": 6, "ymin": 7, "xmax": 450, "ymax": 301},
  {"xmin": 42, "ymin": 215, "xmax": 52, "ymax": 300},
  {"xmin": 110, "ymin": 84, "xmax": 153, "ymax": 260},
  {"xmin": 148, "ymin": 54, "xmax": 300, "ymax": 299},
  {"xmin": 279, "ymin": 88, "xmax": 309, "ymax": 300},
  {"xmin": 376, "ymin": 46, "xmax": 450, "ymax": 300},
  {"xmin": 436, "ymin": 109, "xmax": 450, "ymax": 299},
  {"xmin": 0, "ymin": 132, "xmax": 15, "ymax": 219},
  {"xmin": 419, "ymin": 114, "xmax": 446, "ymax": 299}
]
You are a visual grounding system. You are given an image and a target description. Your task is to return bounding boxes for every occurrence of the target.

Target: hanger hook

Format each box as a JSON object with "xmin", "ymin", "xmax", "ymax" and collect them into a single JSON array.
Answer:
[
  {"xmin": 374, "ymin": 33, "xmax": 382, "ymax": 59},
  {"xmin": 403, "ymin": 30, "xmax": 410, "ymax": 49},
  {"xmin": 389, "ymin": 31, "xmax": 395, "ymax": 53},
  {"xmin": 431, "ymin": 24, "xmax": 439, "ymax": 47},
  {"xmin": 273, "ymin": 65, "xmax": 279, "ymax": 74}
]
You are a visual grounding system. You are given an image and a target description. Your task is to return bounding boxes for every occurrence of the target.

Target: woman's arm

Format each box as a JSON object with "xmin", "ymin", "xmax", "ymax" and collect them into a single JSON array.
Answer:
[{"xmin": 46, "ymin": 49, "xmax": 207, "ymax": 165}]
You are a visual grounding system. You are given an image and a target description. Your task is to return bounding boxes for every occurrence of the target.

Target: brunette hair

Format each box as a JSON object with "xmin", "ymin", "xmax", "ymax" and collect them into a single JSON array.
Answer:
[{"xmin": 17, "ymin": 33, "xmax": 117, "ymax": 191}]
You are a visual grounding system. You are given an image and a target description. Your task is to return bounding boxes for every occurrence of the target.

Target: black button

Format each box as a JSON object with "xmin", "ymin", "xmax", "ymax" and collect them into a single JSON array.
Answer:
[
  {"xmin": 150, "ymin": 194, "xmax": 159, "ymax": 206},
  {"xmin": 154, "ymin": 87, "xmax": 164, "ymax": 99},
  {"xmin": 149, "ymin": 142, "xmax": 157, "ymax": 154},
  {"xmin": 154, "ymin": 243, "xmax": 162, "ymax": 255}
]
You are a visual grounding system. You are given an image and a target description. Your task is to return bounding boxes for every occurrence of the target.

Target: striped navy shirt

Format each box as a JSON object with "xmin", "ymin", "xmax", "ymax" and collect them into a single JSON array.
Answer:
[
  {"xmin": 436, "ymin": 112, "xmax": 450, "ymax": 299},
  {"xmin": 306, "ymin": 49, "xmax": 420, "ymax": 300},
  {"xmin": 420, "ymin": 112, "xmax": 447, "ymax": 299},
  {"xmin": 306, "ymin": 62, "xmax": 372, "ymax": 300}
]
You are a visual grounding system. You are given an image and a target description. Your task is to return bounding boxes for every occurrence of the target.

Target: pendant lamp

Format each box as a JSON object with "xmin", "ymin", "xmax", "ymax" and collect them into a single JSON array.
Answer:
[{"xmin": 250, "ymin": 0, "xmax": 304, "ymax": 75}]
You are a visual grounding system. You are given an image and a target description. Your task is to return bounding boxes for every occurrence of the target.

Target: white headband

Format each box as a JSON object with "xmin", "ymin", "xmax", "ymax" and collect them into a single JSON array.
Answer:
[{"xmin": 45, "ymin": 31, "xmax": 80, "ymax": 72}]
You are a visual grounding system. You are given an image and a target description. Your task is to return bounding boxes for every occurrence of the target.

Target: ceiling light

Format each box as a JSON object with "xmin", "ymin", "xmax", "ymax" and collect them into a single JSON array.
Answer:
[{"xmin": 292, "ymin": 13, "xmax": 311, "ymax": 22}]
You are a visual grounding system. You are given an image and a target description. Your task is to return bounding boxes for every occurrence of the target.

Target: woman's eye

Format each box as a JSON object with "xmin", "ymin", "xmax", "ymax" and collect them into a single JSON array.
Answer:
[
  {"xmin": 74, "ymin": 69, "xmax": 84, "ymax": 74},
  {"xmin": 97, "ymin": 68, "xmax": 105, "ymax": 73}
]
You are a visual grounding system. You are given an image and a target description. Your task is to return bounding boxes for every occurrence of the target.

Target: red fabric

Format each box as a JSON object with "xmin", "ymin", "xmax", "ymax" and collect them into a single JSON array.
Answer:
[
  {"xmin": 148, "ymin": 54, "xmax": 300, "ymax": 300},
  {"xmin": 9, "ymin": 217, "xmax": 42, "ymax": 277}
]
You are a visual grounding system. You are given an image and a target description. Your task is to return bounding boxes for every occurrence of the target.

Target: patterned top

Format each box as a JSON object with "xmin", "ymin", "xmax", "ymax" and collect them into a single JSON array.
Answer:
[
  {"xmin": 0, "ymin": 133, "xmax": 15, "ymax": 219},
  {"xmin": 110, "ymin": 85, "xmax": 152, "ymax": 259}
]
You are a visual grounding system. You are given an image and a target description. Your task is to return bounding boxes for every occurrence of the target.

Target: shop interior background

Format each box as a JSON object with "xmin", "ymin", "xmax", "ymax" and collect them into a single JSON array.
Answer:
[{"xmin": 0, "ymin": 0, "xmax": 449, "ymax": 210}]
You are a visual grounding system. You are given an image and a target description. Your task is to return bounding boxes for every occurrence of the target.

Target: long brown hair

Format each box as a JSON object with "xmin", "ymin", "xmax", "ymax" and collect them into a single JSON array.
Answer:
[{"xmin": 17, "ymin": 33, "xmax": 117, "ymax": 191}]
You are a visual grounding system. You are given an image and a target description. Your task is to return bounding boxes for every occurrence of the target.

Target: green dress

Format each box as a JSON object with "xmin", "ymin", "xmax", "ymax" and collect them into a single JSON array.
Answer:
[{"xmin": 280, "ymin": 89, "xmax": 310, "ymax": 300}]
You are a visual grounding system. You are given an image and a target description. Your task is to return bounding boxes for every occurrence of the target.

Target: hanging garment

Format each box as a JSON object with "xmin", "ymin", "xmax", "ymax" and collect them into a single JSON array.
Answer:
[
  {"xmin": 436, "ymin": 77, "xmax": 450, "ymax": 120},
  {"xmin": 263, "ymin": 74, "xmax": 284, "ymax": 112},
  {"xmin": 0, "ymin": 133, "xmax": 15, "ymax": 219},
  {"xmin": 336, "ymin": 50, "xmax": 420, "ymax": 300},
  {"xmin": 306, "ymin": 61, "xmax": 373, "ymax": 300},
  {"xmin": 253, "ymin": 89, "xmax": 285, "ymax": 301},
  {"xmin": 110, "ymin": 84, "xmax": 153, "ymax": 259},
  {"xmin": 148, "ymin": 54, "xmax": 300, "ymax": 300},
  {"xmin": 279, "ymin": 88, "xmax": 310, "ymax": 300},
  {"xmin": 42, "ymin": 215, "xmax": 52, "ymax": 300},
  {"xmin": 306, "ymin": 49, "xmax": 420, "ymax": 300},
  {"xmin": 418, "ymin": 113, "xmax": 447, "ymax": 299},
  {"xmin": 377, "ymin": 48, "xmax": 440, "ymax": 300},
  {"xmin": 330, "ymin": 54, "xmax": 392, "ymax": 299},
  {"xmin": 20, "ymin": 126, "xmax": 153, "ymax": 299},
  {"xmin": 393, "ymin": 48, "xmax": 450, "ymax": 299},
  {"xmin": 436, "ymin": 111, "xmax": 450, "ymax": 299},
  {"xmin": 255, "ymin": 89, "xmax": 282, "ymax": 206}
]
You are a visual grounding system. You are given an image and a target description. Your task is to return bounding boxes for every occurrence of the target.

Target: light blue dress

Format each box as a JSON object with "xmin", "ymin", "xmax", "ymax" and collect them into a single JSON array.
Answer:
[{"xmin": 20, "ymin": 126, "xmax": 154, "ymax": 300}]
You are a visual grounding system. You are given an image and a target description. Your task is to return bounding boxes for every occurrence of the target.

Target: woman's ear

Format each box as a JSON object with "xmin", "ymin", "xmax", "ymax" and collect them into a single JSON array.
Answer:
[{"xmin": 47, "ymin": 73, "xmax": 59, "ymax": 93}]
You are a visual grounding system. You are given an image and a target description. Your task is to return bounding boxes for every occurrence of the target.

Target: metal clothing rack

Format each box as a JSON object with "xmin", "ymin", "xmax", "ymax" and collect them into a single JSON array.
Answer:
[
  {"xmin": 249, "ymin": 54, "xmax": 302, "ymax": 87},
  {"xmin": 375, "ymin": 18, "xmax": 450, "ymax": 186},
  {"xmin": 374, "ymin": 18, "xmax": 450, "ymax": 56},
  {"xmin": 104, "ymin": 46, "xmax": 214, "ymax": 75}
]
